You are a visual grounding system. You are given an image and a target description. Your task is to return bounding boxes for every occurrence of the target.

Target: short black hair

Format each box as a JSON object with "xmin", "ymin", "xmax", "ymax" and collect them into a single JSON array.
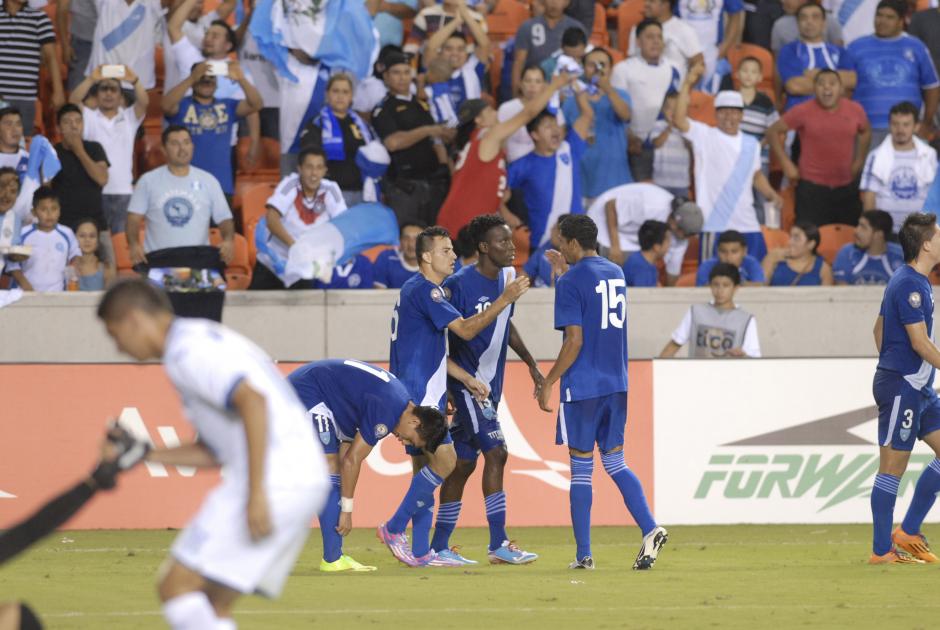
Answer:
[
  {"xmin": 709, "ymin": 262, "xmax": 741, "ymax": 285},
  {"xmin": 794, "ymin": 220, "xmax": 821, "ymax": 255},
  {"xmin": 559, "ymin": 215, "xmax": 598, "ymax": 251},
  {"xmin": 876, "ymin": 0, "xmax": 906, "ymax": 19},
  {"xmin": 717, "ymin": 230, "xmax": 747, "ymax": 248},
  {"xmin": 56, "ymin": 103, "xmax": 82, "ymax": 125},
  {"xmin": 814, "ymin": 68, "xmax": 841, "ymax": 83},
  {"xmin": 413, "ymin": 405, "xmax": 448, "ymax": 453},
  {"xmin": 209, "ymin": 19, "xmax": 237, "ymax": 51},
  {"xmin": 0, "ymin": 165, "xmax": 19, "ymax": 190},
  {"xmin": 899, "ymin": 212, "xmax": 937, "ymax": 263},
  {"xmin": 374, "ymin": 44, "xmax": 404, "ymax": 77},
  {"xmin": 0, "ymin": 106, "xmax": 21, "ymax": 124},
  {"xmin": 521, "ymin": 65, "xmax": 547, "ymax": 81},
  {"xmin": 526, "ymin": 109, "xmax": 556, "ymax": 134},
  {"xmin": 31, "ymin": 185, "xmax": 58, "ymax": 209},
  {"xmin": 889, "ymin": 101, "xmax": 919, "ymax": 123},
  {"xmin": 445, "ymin": 31, "xmax": 467, "ymax": 45},
  {"xmin": 561, "ymin": 27, "xmax": 587, "ymax": 48},
  {"xmin": 161, "ymin": 124, "xmax": 191, "ymax": 145},
  {"xmin": 635, "ymin": 17, "xmax": 663, "ymax": 38},
  {"xmin": 400, "ymin": 220, "xmax": 427, "ymax": 235},
  {"xmin": 738, "ymin": 55, "xmax": 762, "ymax": 71},
  {"xmin": 298, "ymin": 147, "xmax": 327, "ymax": 168},
  {"xmin": 97, "ymin": 278, "xmax": 173, "ymax": 322},
  {"xmin": 861, "ymin": 209, "xmax": 893, "ymax": 238},
  {"xmin": 796, "ymin": 1, "xmax": 826, "ymax": 20},
  {"xmin": 454, "ymin": 225, "xmax": 476, "ymax": 259},
  {"xmin": 415, "ymin": 226, "xmax": 450, "ymax": 263},
  {"xmin": 638, "ymin": 220, "xmax": 669, "ymax": 251},
  {"xmin": 468, "ymin": 214, "xmax": 509, "ymax": 251}
]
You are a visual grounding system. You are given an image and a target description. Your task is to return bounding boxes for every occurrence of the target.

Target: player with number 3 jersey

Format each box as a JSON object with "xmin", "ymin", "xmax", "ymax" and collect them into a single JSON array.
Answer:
[{"xmin": 538, "ymin": 215, "xmax": 667, "ymax": 571}]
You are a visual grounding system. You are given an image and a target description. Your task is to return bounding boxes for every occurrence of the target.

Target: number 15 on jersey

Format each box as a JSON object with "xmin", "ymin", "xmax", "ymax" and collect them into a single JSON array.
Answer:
[{"xmin": 596, "ymin": 279, "xmax": 626, "ymax": 330}]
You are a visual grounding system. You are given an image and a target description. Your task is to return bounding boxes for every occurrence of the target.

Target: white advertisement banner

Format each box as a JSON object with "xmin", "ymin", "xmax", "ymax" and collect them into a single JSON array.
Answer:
[{"xmin": 654, "ymin": 359, "xmax": 939, "ymax": 524}]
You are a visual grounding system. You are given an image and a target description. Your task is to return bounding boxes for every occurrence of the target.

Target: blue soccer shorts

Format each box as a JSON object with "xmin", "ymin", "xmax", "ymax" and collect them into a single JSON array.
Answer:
[
  {"xmin": 450, "ymin": 389, "xmax": 506, "ymax": 461},
  {"xmin": 555, "ymin": 392, "xmax": 628, "ymax": 453},
  {"xmin": 873, "ymin": 369, "xmax": 940, "ymax": 452},
  {"xmin": 306, "ymin": 400, "xmax": 339, "ymax": 455}
]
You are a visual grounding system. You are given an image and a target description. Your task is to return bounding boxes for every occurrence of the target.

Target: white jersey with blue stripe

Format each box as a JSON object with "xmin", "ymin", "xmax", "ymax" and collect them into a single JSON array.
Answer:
[{"xmin": 444, "ymin": 264, "xmax": 515, "ymax": 404}]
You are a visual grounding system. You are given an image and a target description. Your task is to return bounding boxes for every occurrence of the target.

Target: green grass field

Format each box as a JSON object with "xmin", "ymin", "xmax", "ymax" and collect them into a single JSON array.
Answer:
[{"xmin": 1, "ymin": 525, "xmax": 937, "ymax": 629}]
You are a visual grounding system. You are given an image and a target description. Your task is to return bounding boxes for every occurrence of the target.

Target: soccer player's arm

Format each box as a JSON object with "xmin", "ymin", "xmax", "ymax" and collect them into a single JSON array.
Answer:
[
  {"xmin": 509, "ymin": 322, "xmax": 544, "ymax": 395},
  {"xmin": 447, "ymin": 358, "xmax": 490, "ymax": 401},
  {"xmin": 904, "ymin": 321, "xmax": 940, "ymax": 369},
  {"xmin": 538, "ymin": 279, "xmax": 583, "ymax": 411},
  {"xmin": 337, "ymin": 433, "xmax": 374, "ymax": 536},
  {"xmin": 446, "ymin": 276, "xmax": 530, "ymax": 340},
  {"xmin": 873, "ymin": 315, "xmax": 883, "ymax": 353}
]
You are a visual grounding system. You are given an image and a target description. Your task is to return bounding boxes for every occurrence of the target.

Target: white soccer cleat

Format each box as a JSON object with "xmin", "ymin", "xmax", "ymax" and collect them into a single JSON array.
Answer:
[{"xmin": 633, "ymin": 526, "xmax": 668, "ymax": 570}]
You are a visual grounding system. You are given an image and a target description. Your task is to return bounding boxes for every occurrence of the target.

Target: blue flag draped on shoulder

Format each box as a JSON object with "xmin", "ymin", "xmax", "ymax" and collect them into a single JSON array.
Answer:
[
  {"xmin": 255, "ymin": 203, "xmax": 400, "ymax": 287},
  {"xmin": 250, "ymin": 0, "xmax": 378, "ymax": 82}
]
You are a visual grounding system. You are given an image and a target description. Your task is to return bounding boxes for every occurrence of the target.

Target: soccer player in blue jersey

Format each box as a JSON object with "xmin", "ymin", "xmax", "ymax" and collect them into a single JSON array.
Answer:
[
  {"xmin": 537, "ymin": 214, "xmax": 667, "ymax": 570},
  {"xmin": 426, "ymin": 214, "xmax": 543, "ymax": 565},
  {"xmin": 870, "ymin": 212, "xmax": 940, "ymax": 564},
  {"xmin": 387, "ymin": 225, "xmax": 531, "ymax": 566},
  {"xmin": 287, "ymin": 359, "xmax": 450, "ymax": 570}
]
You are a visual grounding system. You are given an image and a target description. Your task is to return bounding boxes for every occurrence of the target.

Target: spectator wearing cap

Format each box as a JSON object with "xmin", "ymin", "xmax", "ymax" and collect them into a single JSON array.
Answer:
[
  {"xmin": 846, "ymin": 0, "xmax": 939, "ymax": 147},
  {"xmin": 586, "ymin": 182, "xmax": 703, "ymax": 285},
  {"xmin": 833, "ymin": 209, "xmax": 903, "ymax": 285},
  {"xmin": 372, "ymin": 51, "xmax": 453, "ymax": 226},
  {"xmin": 612, "ymin": 18, "xmax": 682, "ymax": 182},
  {"xmin": 69, "ymin": 64, "xmax": 150, "ymax": 238},
  {"xmin": 674, "ymin": 64, "xmax": 781, "ymax": 262},
  {"xmin": 510, "ymin": 0, "xmax": 587, "ymax": 96},
  {"xmin": 622, "ymin": 219, "xmax": 670, "ymax": 287},
  {"xmin": 695, "ymin": 229, "xmax": 765, "ymax": 286},
  {"xmin": 861, "ymin": 101, "xmax": 938, "ymax": 231},
  {"xmin": 354, "ymin": 46, "xmax": 404, "ymax": 120},
  {"xmin": 776, "ymin": 2, "xmax": 855, "ymax": 112},
  {"xmin": 437, "ymin": 73, "xmax": 573, "ymax": 238},
  {"xmin": 299, "ymin": 73, "xmax": 379, "ymax": 207},
  {"xmin": 627, "ymin": 0, "xmax": 703, "ymax": 82},
  {"xmin": 561, "ymin": 48, "xmax": 633, "ymax": 202}
]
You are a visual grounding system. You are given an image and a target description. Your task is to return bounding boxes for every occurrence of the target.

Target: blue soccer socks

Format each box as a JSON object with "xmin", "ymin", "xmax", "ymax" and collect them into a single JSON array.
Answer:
[
  {"xmin": 601, "ymin": 450, "xmax": 656, "ymax": 536},
  {"xmin": 871, "ymin": 473, "xmax": 901, "ymax": 555},
  {"xmin": 484, "ymin": 491, "xmax": 508, "ymax": 552},
  {"xmin": 431, "ymin": 501, "xmax": 462, "ymax": 552},
  {"xmin": 902, "ymin": 459, "xmax": 940, "ymax": 536},
  {"xmin": 570, "ymin": 455, "xmax": 594, "ymax": 562},
  {"xmin": 387, "ymin": 466, "xmax": 443, "ymax": 535},
  {"xmin": 318, "ymin": 474, "xmax": 343, "ymax": 563}
]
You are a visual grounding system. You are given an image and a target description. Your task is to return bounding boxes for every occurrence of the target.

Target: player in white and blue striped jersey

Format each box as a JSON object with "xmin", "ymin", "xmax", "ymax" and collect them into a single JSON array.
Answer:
[
  {"xmin": 426, "ymin": 215, "xmax": 543, "ymax": 565},
  {"xmin": 387, "ymin": 225, "xmax": 531, "ymax": 567},
  {"xmin": 538, "ymin": 215, "xmax": 667, "ymax": 570},
  {"xmin": 870, "ymin": 213, "xmax": 940, "ymax": 564}
]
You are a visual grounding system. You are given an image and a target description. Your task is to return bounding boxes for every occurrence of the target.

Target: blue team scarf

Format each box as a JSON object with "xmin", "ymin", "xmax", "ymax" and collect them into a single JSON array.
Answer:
[{"xmin": 318, "ymin": 107, "xmax": 374, "ymax": 162}]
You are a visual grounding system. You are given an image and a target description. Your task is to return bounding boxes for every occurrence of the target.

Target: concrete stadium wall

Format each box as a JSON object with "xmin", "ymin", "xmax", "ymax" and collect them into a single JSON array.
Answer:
[{"xmin": 0, "ymin": 286, "xmax": 894, "ymax": 362}]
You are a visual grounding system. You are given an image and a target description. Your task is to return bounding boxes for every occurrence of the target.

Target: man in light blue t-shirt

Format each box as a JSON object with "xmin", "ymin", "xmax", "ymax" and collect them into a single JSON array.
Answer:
[{"xmin": 126, "ymin": 126, "xmax": 234, "ymax": 266}]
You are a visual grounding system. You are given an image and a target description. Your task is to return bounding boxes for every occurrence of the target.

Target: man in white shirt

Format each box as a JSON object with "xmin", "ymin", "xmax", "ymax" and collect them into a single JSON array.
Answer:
[
  {"xmin": 251, "ymin": 147, "xmax": 347, "ymax": 289},
  {"xmin": 86, "ymin": 0, "xmax": 164, "ymax": 90},
  {"xmin": 628, "ymin": 0, "xmax": 704, "ymax": 81},
  {"xmin": 674, "ymin": 63, "xmax": 782, "ymax": 262},
  {"xmin": 675, "ymin": 0, "xmax": 744, "ymax": 82},
  {"xmin": 612, "ymin": 18, "xmax": 681, "ymax": 181},
  {"xmin": 861, "ymin": 101, "xmax": 939, "ymax": 231},
  {"xmin": 96, "ymin": 278, "xmax": 329, "ymax": 630},
  {"xmin": 69, "ymin": 64, "xmax": 149, "ymax": 236}
]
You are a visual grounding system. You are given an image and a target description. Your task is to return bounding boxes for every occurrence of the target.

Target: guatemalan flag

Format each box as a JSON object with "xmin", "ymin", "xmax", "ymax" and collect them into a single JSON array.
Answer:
[{"xmin": 255, "ymin": 203, "xmax": 399, "ymax": 287}]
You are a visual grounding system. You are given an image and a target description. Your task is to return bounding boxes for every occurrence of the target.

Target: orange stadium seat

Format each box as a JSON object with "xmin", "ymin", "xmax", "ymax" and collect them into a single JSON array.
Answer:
[
  {"xmin": 111, "ymin": 227, "xmax": 146, "ymax": 275},
  {"xmin": 362, "ymin": 244, "xmax": 392, "ymax": 262},
  {"xmin": 209, "ymin": 229, "xmax": 253, "ymax": 289},
  {"xmin": 144, "ymin": 89, "xmax": 164, "ymax": 132},
  {"xmin": 780, "ymin": 185, "xmax": 796, "ymax": 232},
  {"xmin": 486, "ymin": 0, "xmax": 530, "ymax": 42},
  {"xmin": 590, "ymin": 3, "xmax": 609, "ymax": 47},
  {"xmin": 688, "ymin": 91, "xmax": 716, "ymax": 126},
  {"xmin": 244, "ymin": 217, "xmax": 260, "ymax": 269},
  {"xmin": 154, "ymin": 46, "xmax": 165, "ymax": 90},
  {"xmin": 615, "ymin": 0, "xmax": 644, "ymax": 54},
  {"xmin": 236, "ymin": 137, "xmax": 281, "ymax": 175},
  {"xmin": 817, "ymin": 224, "xmax": 855, "ymax": 265},
  {"xmin": 237, "ymin": 181, "xmax": 277, "ymax": 230},
  {"xmin": 681, "ymin": 234, "xmax": 699, "ymax": 276},
  {"xmin": 137, "ymin": 133, "xmax": 167, "ymax": 174},
  {"xmin": 675, "ymin": 271, "xmax": 697, "ymax": 287},
  {"xmin": 726, "ymin": 43, "xmax": 775, "ymax": 97},
  {"xmin": 761, "ymin": 225, "xmax": 789, "ymax": 252},
  {"xmin": 512, "ymin": 226, "xmax": 531, "ymax": 273}
]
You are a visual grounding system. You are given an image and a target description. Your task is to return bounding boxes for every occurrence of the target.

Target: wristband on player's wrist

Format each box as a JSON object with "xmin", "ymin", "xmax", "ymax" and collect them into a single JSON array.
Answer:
[{"xmin": 340, "ymin": 497, "xmax": 354, "ymax": 513}]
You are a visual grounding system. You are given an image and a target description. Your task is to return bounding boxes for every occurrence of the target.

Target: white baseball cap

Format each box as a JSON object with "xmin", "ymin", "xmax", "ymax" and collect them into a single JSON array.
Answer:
[{"xmin": 714, "ymin": 90, "xmax": 744, "ymax": 110}]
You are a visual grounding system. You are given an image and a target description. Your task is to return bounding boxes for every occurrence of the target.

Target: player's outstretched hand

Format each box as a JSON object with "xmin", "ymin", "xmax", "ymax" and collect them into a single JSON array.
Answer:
[
  {"xmin": 247, "ymin": 491, "xmax": 273, "ymax": 541},
  {"xmin": 501, "ymin": 276, "xmax": 530, "ymax": 304},
  {"xmin": 537, "ymin": 381, "xmax": 554, "ymax": 413},
  {"xmin": 336, "ymin": 512, "xmax": 352, "ymax": 536},
  {"xmin": 528, "ymin": 365, "xmax": 545, "ymax": 398},
  {"xmin": 545, "ymin": 249, "xmax": 569, "ymax": 278}
]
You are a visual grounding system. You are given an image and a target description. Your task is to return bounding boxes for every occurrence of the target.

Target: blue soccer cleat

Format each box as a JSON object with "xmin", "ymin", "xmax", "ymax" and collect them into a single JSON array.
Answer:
[
  {"xmin": 436, "ymin": 547, "xmax": 478, "ymax": 565},
  {"xmin": 488, "ymin": 540, "xmax": 538, "ymax": 565},
  {"xmin": 415, "ymin": 550, "xmax": 465, "ymax": 567}
]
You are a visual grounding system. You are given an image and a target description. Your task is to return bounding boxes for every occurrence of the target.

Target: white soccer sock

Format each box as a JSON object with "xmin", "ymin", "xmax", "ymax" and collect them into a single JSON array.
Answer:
[{"xmin": 162, "ymin": 592, "xmax": 219, "ymax": 630}]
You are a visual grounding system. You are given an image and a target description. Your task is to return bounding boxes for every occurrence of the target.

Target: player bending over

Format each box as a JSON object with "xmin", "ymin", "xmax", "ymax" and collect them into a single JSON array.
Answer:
[
  {"xmin": 428, "ymin": 214, "xmax": 542, "ymax": 565},
  {"xmin": 288, "ymin": 359, "xmax": 450, "ymax": 568},
  {"xmin": 870, "ymin": 212, "xmax": 940, "ymax": 564},
  {"xmin": 537, "ymin": 215, "xmax": 667, "ymax": 570},
  {"xmin": 97, "ymin": 279, "xmax": 330, "ymax": 629},
  {"xmin": 386, "ymin": 225, "xmax": 530, "ymax": 566}
]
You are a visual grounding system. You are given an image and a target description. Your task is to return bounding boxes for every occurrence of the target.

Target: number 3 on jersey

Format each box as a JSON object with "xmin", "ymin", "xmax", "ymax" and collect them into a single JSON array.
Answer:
[{"xmin": 595, "ymin": 279, "xmax": 626, "ymax": 329}]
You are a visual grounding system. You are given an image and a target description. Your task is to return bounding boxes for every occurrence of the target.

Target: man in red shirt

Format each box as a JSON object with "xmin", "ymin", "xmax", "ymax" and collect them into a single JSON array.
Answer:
[{"xmin": 768, "ymin": 69, "xmax": 872, "ymax": 226}]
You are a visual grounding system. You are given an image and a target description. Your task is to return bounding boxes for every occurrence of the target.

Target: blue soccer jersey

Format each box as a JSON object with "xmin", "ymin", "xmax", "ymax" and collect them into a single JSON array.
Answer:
[
  {"xmin": 554, "ymin": 256, "xmax": 628, "ymax": 402},
  {"xmin": 166, "ymin": 97, "xmax": 240, "ymax": 194},
  {"xmin": 695, "ymin": 255, "xmax": 765, "ymax": 285},
  {"xmin": 373, "ymin": 248, "xmax": 419, "ymax": 288},
  {"xmin": 390, "ymin": 273, "xmax": 462, "ymax": 409},
  {"xmin": 622, "ymin": 251, "xmax": 658, "ymax": 287},
  {"xmin": 444, "ymin": 264, "xmax": 516, "ymax": 404},
  {"xmin": 833, "ymin": 243, "xmax": 904, "ymax": 285},
  {"xmin": 315, "ymin": 254, "xmax": 374, "ymax": 289},
  {"xmin": 877, "ymin": 264, "xmax": 935, "ymax": 391},
  {"xmin": 288, "ymin": 359, "xmax": 411, "ymax": 446}
]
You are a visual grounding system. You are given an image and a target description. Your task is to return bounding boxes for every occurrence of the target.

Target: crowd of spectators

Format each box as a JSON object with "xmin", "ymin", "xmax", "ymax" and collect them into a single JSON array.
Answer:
[{"xmin": 1, "ymin": 0, "xmax": 940, "ymax": 294}]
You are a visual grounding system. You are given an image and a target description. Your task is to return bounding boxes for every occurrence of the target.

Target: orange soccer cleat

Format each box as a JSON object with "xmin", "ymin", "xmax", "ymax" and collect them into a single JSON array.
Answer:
[
  {"xmin": 892, "ymin": 527, "xmax": 940, "ymax": 563},
  {"xmin": 868, "ymin": 546, "xmax": 926, "ymax": 565}
]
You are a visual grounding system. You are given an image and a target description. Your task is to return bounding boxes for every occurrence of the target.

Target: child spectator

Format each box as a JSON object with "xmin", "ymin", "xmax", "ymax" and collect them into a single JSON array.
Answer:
[
  {"xmin": 696, "ymin": 230, "xmax": 765, "ymax": 286},
  {"xmin": 523, "ymin": 214, "xmax": 568, "ymax": 287},
  {"xmin": 649, "ymin": 93, "xmax": 692, "ymax": 198},
  {"xmin": 659, "ymin": 262, "xmax": 761, "ymax": 358},
  {"xmin": 540, "ymin": 27, "xmax": 588, "ymax": 80},
  {"xmin": 763, "ymin": 221, "xmax": 833, "ymax": 286},
  {"xmin": 832, "ymin": 209, "xmax": 903, "ymax": 285},
  {"xmin": 8, "ymin": 187, "xmax": 80, "ymax": 292},
  {"xmin": 72, "ymin": 218, "xmax": 115, "ymax": 291},
  {"xmin": 623, "ymin": 219, "xmax": 670, "ymax": 287}
]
